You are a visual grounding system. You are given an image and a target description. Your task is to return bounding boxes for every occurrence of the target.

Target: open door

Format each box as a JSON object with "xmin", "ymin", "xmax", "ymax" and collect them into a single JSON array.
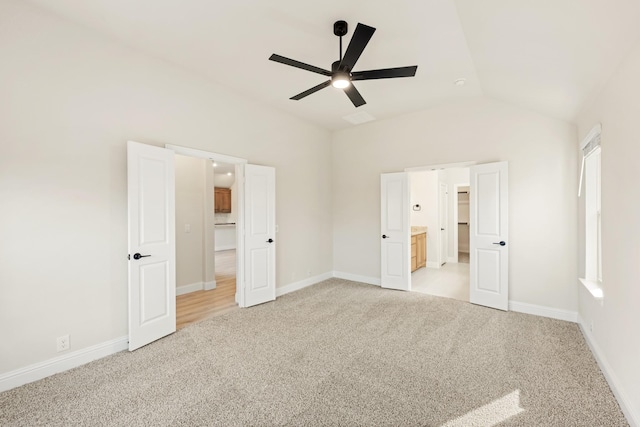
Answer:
[
  {"xmin": 380, "ymin": 172, "xmax": 411, "ymax": 291},
  {"xmin": 469, "ymin": 161, "xmax": 509, "ymax": 311},
  {"xmin": 242, "ymin": 164, "xmax": 276, "ymax": 307},
  {"xmin": 127, "ymin": 141, "xmax": 176, "ymax": 351}
]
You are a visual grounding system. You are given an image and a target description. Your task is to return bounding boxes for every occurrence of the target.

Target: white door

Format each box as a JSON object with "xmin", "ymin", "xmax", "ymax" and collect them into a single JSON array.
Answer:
[
  {"xmin": 127, "ymin": 141, "xmax": 176, "ymax": 351},
  {"xmin": 243, "ymin": 164, "xmax": 276, "ymax": 307},
  {"xmin": 439, "ymin": 182, "xmax": 448, "ymax": 266},
  {"xmin": 380, "ymin": 172, "xmax": 411, "ymax": 291},
  {"xmin": 469, "ymin": 161, "xmax": 509, "ymax": 310}
]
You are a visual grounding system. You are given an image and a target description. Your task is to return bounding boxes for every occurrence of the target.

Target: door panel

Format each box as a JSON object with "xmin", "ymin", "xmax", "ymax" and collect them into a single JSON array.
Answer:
[
  {"xmin": 381, "ymin": 173, "xmax": 411, "ymax": 291},
  {"xmin": 140, "ymin": 261, "xmax": 170, "ymax": 322},
  {"xmin": 477, "ymin": 249, "xmax": 500, "ymax": 292},
  {"xmin": 470, "ymin": 162, "xmax": 508, "ymax": 310},
  {"xmin": 127, "ymin": 141, "xmax": 176, "ymax": 351},
  {"xmin": 243, "ymin": 164, "xmax": 276, "ymax": 307}
]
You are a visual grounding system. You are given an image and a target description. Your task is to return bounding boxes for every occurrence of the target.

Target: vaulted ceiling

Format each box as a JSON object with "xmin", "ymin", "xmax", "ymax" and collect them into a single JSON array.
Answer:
[{"xmin": 27, "ymin": 0, "xmax": 640, "ymax": 130}]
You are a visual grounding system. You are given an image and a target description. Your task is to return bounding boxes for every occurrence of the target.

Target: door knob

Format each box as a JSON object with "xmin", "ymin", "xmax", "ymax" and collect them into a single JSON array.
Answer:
[
  {"xmin": 382, "ymin": 234, "xmax": 389, "ymax": 239},
  {"xmin": 132, "ymin": 253, "xmax": 151, "ymax": 260},
  {"xmin": 267, "ymin": 238, "xmax": 274, "ymax": 243},
  {"xmin": 492, "ymin": 241, "xmax": 506, "ymax": 246}
]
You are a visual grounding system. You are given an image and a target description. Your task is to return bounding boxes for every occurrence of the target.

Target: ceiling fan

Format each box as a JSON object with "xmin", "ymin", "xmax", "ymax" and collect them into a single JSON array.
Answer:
[{"xmin": 269, "ymin": 20, "xmax": 418, "ymax": 108}]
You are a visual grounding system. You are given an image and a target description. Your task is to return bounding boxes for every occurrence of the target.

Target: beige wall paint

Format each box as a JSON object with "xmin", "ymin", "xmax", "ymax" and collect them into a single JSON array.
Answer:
[
  {"xmin": 175, "ymin": 155, "xmax": 206, "ymax": 288},
  {"xmin": 0, "ymin": 0, "xmax": 332, "ymax": 374},
  {"xmin": 576, "ymin": 39, "xmax": 640, "ymax": 421},
  {"xmin": 332, "ymin": 97, "xmax": 578, "ymax": 311}
]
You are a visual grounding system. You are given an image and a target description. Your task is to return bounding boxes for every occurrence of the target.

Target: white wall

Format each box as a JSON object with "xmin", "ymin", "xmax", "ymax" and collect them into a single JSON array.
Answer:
[
  {"xmin": 332, "ymin": 97, "xmax": 578, "ymax": 313},
  {"xmin": 175, "ymin": 155, "xmax": 206, "ymax": 288},
  {"xmin": 0, "ymin": 0, "xmax": 333, "ymax": 375},
  {"xmin": 409, "ymin": 171, "xmax": 439, "ymax": 264},
  {"xmin": 576, "ymin": 38, "xmax": 640, "ymax": 423}
]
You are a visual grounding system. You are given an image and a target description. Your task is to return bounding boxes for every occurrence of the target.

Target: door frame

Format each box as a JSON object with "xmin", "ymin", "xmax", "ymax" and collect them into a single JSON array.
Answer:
[
  {"xmin": 438, "ymin": 182, "xmax": 448, "ymax": 266},
  {"xmin": 453, "ymin": 182, "xmax": 470, "ymax": 263},
  {"xmin": 165, "ymin": 144, "xmax": 250, "ymax": 307}
]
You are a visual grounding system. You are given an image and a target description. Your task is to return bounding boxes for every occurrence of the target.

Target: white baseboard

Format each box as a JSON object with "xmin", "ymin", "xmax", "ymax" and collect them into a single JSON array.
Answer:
[
  {"xmin": 276, "ymin": 272, "xmax": 333, "ymax": 297},
  {"xmin": 214, "ymin": 245, "xmax": 236, "ymax": 251},
  {"xmin": 332, "ymin": 271, "xmax": 381, "ymax": 286},
  {"xmin": 427, "ymin": 261, "xmax": 440, "ymax": 268},
  {"xmin": 508, "ymin": 300, "xmax": 578, "ymax": 323},
  {"xmin": 578, "ymin": 315, "xmax": 639, "ymax": 427},
  {"xmin": 203, "ymin": 280, "xmax": 216, "ymax": 291},
  {"xmin": 0, "ymin": 336, "xmax": 128, "ymax": 393},
  {"xmin": 176, "ymin": 281, "xmax": 203, "ymax": 296}
]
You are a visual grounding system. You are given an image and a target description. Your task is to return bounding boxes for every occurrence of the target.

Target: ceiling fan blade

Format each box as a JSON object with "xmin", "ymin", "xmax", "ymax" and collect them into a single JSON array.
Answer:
[
  {"xmin": 343, "ymin": 84, "xmax": 366, "ymax": 107},
  {"xmin": 290, "ymin": 80, "xmax": 332, "ymax": 100},
  {"xmin": 352, "ymin": 66, "xmax": 418, "ymax": 81},
  {"xmin": 269, "ymin": 54, "xmax": 332, "ymax": 77},
  {"xmin": 339, "ymin": 23, "xmax": 376, "ymax": 71}
]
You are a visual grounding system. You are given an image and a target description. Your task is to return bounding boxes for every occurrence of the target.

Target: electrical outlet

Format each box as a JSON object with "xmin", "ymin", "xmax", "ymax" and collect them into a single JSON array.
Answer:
[
  {"xmin": 590, "ymin": 321, "xmax": 594, "ymax": 333},
  {"xmin": 307, "ymin": 270, "xmax": 312, "ymax": 277},
  {"xmin": 56, "ymin": 334, "xmax": 70, "ymax": 352}
]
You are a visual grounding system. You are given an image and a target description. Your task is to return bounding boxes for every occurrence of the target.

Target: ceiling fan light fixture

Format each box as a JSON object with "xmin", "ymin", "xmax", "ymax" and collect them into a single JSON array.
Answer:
[{"xmin": 331, "ymin": 72, "xmax": 351, "ymax": 88}]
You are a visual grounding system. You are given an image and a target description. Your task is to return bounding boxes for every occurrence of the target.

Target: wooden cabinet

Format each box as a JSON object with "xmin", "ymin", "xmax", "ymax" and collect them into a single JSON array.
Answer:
[
  {"xmin": 214, "ymin": 187, "xmax": 231, "ymax": 213},
  {"xmin": 416, "ymin": 233, "xmax": 426, "ymax": 269},
  {"xmin": 411, "ymin": 237, "xmax": 417, "ymax": 271},
  {"xmin": 411, "ymin": 232, "xmax": 426, "ymax": 272}
]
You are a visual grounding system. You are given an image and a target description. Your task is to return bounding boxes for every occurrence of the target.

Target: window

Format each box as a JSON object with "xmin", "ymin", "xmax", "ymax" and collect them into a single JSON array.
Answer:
[{"xmin": 579, "ymin": 124, "xmax": 602, "ymax": 298}]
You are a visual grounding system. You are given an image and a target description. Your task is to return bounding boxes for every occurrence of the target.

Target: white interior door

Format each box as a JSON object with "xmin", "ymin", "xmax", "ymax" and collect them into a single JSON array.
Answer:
[
  {"xmin": 380, "ymin": 172, "xmax": 411, "ymax": 291},
  {"xmin": 439, "ymin": 182, "xmax": 448, "ymax": 266},
  {"xmin": 243, "ymin": 164, "xmax": 276, "ymax": 307},
  {"xmin": 127, "ymin": 141, "xmax": 176, "ymax": 351},
  {"xmin": 469, "ymin": 161, "xmax": 509, "ymax": 310}
]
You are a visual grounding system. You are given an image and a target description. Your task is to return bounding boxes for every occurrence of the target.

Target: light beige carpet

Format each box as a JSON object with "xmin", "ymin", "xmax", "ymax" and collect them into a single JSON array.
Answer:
[{"xmin": 0, "ymin": 279, "xmax": 628, "ymax": 426}]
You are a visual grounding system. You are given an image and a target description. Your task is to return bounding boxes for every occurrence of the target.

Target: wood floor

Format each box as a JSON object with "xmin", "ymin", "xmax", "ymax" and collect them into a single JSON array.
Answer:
[{"xmin": 176, "ymin": 250, "xmax": 238, "ymax": 330}]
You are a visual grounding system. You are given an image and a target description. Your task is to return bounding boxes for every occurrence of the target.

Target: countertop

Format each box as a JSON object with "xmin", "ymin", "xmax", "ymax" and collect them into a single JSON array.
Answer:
[{"xmin": 411, "ymin": 226, "xmax": 427, "ymax": 236}]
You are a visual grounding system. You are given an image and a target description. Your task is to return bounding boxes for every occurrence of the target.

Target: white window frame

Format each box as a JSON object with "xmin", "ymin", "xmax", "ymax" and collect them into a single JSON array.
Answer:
[{"xmin": 579, "ymin": 124, "xmax": 603, "ymax": 300}]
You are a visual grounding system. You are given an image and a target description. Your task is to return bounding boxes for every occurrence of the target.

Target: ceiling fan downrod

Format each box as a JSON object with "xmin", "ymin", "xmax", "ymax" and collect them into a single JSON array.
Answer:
[{"xmin": 334, "ymin": 20, "xmax": 348, "ymax": 64}]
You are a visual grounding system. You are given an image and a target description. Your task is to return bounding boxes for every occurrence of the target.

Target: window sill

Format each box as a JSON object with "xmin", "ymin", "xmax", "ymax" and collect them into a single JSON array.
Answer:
[{"xmin": 579, "ymin": 278, "xmax": 603, "ymax": 300}]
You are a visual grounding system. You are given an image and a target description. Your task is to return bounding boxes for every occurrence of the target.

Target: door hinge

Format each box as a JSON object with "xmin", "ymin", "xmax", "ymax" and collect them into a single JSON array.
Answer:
[{"xmin": 127, "ymin": 254, "xmax": 130, "ymax": 260}]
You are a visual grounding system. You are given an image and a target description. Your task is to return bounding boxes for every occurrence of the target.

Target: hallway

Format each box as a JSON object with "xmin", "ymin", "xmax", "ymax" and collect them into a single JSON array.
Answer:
[{"xmin": 176, "ymin": 250, "xmax": 237, "ymax": 329}]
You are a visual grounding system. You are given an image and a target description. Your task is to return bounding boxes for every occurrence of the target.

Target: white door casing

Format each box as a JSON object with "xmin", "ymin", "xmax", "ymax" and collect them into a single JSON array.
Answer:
[
  {"xmin": 380, "ymin": 172, "xmax": 411, "ymax": 291},
  {"xmin": 243, "ymin": 164, "xmax": 276, "ymax": 307},
  {"xmin": 127, "ymin": 141, "xmax": 176, "ymax": 351},
  {"xmin": 469, "ymin": 161, "xmax": 509, "ymax": 311},
  {"xmin": 439, "ymin": 182, "xmax": 448, "ymax": 266}
]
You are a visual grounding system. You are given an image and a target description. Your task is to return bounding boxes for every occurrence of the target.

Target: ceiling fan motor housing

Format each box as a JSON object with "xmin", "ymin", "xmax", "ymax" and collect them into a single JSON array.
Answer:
[{"xmin": 333, "ymin": 20, "xmax": 348, "ymax": 37}]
